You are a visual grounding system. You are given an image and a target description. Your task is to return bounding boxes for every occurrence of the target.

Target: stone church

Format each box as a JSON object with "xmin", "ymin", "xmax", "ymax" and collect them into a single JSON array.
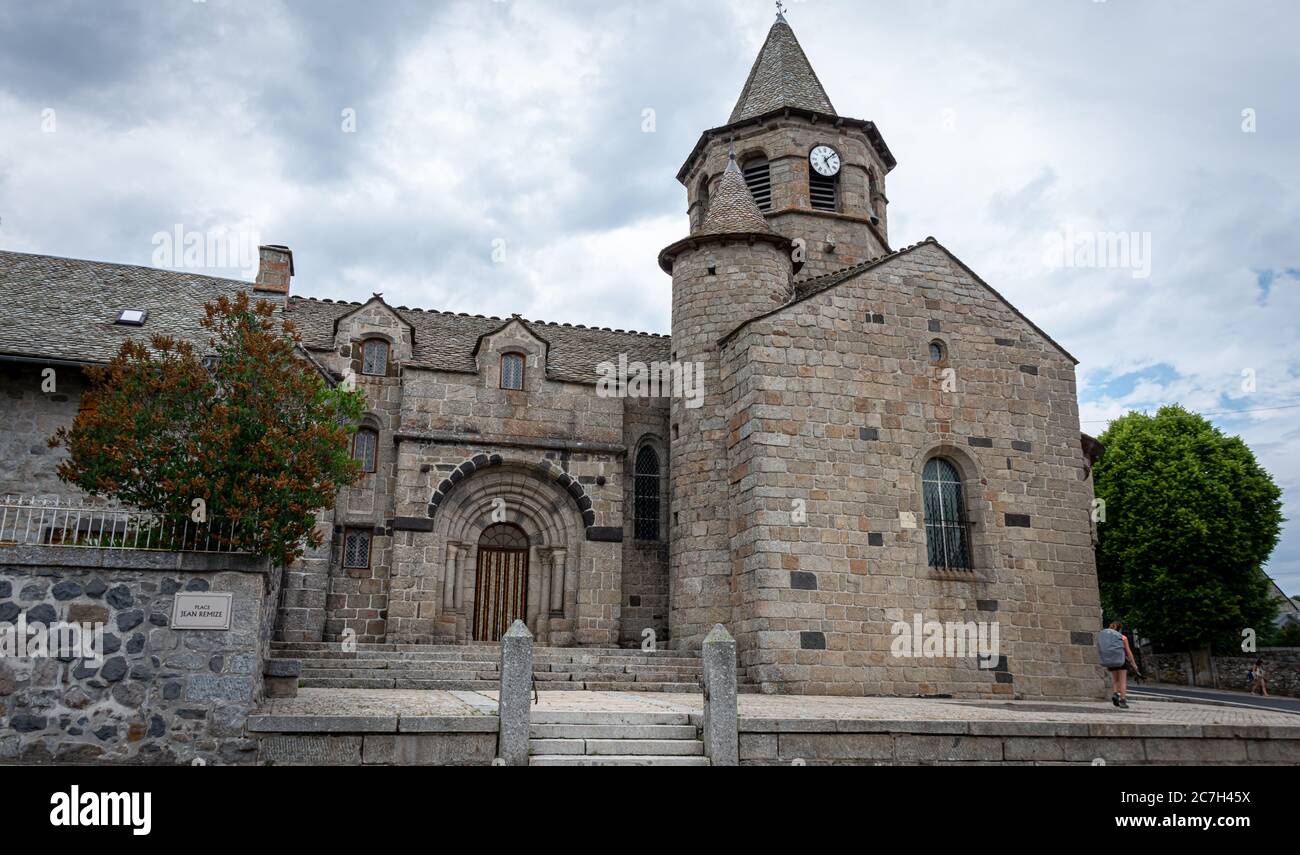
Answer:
[{"xmin": 0, "ymin": 14, "xmax": 1104, "ymax": 698}]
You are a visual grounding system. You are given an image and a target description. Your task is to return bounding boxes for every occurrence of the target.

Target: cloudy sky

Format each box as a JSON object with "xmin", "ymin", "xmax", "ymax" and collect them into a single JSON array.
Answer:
[{"xmin": 1, "ymin": 0, "xmax": 1297, "ymax": 595}]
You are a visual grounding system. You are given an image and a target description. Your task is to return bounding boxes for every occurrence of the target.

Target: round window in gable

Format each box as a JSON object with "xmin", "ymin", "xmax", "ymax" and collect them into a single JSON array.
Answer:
[{"xmin": 929, "ymin": 340, "xmax": 947, "ymax": 363}]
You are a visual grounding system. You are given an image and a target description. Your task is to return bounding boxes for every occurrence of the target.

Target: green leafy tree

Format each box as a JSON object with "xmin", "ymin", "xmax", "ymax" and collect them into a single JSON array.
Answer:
[
  {"xmin": 51, "ymin": 292, "xmax": 366, "ymax": 565},
  {"xmin": 1094, "ymin": 405, "xmax": 1284, "ymax": 651}
]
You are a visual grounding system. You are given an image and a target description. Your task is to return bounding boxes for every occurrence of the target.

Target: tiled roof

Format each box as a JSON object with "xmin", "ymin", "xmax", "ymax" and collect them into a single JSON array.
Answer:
[
  {"xmin": 697, "ymin": 153, "xmax": 773, "ymax": 236},
  {"xmin": 726, "ymin": 237, "xmax": 1079, "ymax": 365},
  {"xmin": 0, "ymin": 250, "xmax": 268, "ymax": 364},
  {"xmin": 729, "ymin": 16, "xmax": 836, "ymax": 124},
  {"xmin": 0, "ymin": 250, "xmax": 669, "ymax": 384},
  {"xmin": 286, "ymin": 297, "xmax": 669, "ymax": 385}
]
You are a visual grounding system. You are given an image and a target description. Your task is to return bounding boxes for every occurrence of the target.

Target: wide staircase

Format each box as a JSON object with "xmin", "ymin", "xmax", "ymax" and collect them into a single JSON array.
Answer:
[
  {"xmin": 269, "ymin": 641, "xmax": 758, "ymax": 693},
  {"xmin": 528, "ymin": 709, "xmax": 708, "ymax": 766}
]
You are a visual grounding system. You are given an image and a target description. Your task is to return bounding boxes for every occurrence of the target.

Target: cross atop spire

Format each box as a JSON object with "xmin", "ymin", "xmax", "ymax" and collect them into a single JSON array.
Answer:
[{"xmin": 728, "ymin": 11, "xmax": 835, "ymax": 124}]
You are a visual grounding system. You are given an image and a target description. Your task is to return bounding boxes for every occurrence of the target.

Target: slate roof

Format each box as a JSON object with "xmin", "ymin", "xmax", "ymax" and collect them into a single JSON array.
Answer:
[
  {"xmin": 286, "ymin": 297, "xmax": 669, "ymax": 385},
  {"xmin": 729, "ymin": 15, "xmax": 836, "ymax": 123},
  {"xmin": 0, "ymin": 249, "xmax": 269, "ymax": 364},
  {"xmin": 698, "ymin": 153, "xmax": 774, "ymax": 236},
  {"xmin": 0, "ymin": 249, "xmax": 669, "ymax": 385},
  {"xmin": 725, "ymin": 237, "xmax": 1079, "ymax": 365}
]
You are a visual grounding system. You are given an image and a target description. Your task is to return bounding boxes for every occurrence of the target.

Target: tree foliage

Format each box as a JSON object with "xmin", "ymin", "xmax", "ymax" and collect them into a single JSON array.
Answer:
[
  {"xmin": 1094, "ymin": 405, "xmax": 1284, "ymax": 650},
  {"xmin": 50, "ymin": 292, "xmax": 365, "ymax": 565}
]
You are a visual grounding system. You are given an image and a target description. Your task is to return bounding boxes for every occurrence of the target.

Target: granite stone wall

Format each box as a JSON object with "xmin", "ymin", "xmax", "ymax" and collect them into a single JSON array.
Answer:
[
  {"xmin": 0, "ymin": 362, "xmax": 88, "ymax": 502},
  {"xmin": 1150, "ymin": 649, "xmax": 1300, "ymax": 697},
  {"xmin": 718, "ymin": 241, "xmax": 1103, "ymax": 698},
  {"xmin": 669, "ymin": 239, "xmax": 794, "ymax": 651},
  {"xmin": 283, "ymin": 303, "xmax": 646, "ymax": 648},
  {"xmin": 620, "ymin": 397, "xmax": 670, "ymax": 647},
  {"xmin": 0, "ymin": 547, "xmax": 276, "ymax": 765}
]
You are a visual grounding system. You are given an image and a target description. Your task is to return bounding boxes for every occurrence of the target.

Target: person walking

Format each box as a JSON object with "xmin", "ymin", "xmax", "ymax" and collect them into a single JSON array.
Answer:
[
  {"xmin": 1250, "ymin": 658, "xmax": 1268, "ymax": 696},
  {"xmin": 1098, "ymin": 621, "xmax": 1140, "ymax": 708}
]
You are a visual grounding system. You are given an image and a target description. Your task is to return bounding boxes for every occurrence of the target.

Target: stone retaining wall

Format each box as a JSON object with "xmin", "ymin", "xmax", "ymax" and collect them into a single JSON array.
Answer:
[
  {"xmin": 734, "ymin": 719, "xmax": 1300, "ymax": 766},
  {"xmin": 1148, "ymin": 648, "xmax": 1300, "ymax": 697},
  {"xmin": 0, "ymin": 546, "xmax": 276, "ymax": 765}
]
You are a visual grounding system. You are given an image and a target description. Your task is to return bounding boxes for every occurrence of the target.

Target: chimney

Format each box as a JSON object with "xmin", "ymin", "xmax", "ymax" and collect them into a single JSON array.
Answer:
[{"xmin": 254, "ymin": 244, "xmax": 294, "ymax": 294}]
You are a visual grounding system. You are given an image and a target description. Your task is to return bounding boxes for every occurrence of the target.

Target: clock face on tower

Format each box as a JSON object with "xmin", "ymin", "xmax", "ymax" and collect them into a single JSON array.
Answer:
[{"xmin": 809, "ymin": 145, "xmax": 841, "ymax": 177}]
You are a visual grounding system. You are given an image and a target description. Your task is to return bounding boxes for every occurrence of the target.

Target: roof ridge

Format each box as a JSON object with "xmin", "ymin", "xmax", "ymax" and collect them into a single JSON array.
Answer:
[
  {"xmin": 290, "ymin": 294, "xmax": 668, "ymax": 339},
  {"xmin": 0, "ymin": 248, "xmax": 252, "ymax": 288},
  {"xmin": 793, "ymin": 237, "xmax": 935, "ymax": 295}
]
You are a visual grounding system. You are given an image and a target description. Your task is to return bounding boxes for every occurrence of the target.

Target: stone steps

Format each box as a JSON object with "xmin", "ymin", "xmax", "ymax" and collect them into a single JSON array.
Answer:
[
  {"xmin": 272, "ymin": 641, "xmax": 697, "ymax": 659},
  {"xmin": 530, "ymin": 723, "xmax": 698, "ymax": 740},
  {"xmin": 270, "ymin": 639, "xmax": 756, "ymax": 693},
  {"xmin": 297, "ymin": 676, "xmax": 709, "ymax": 692},
  {"xmin": 285, "ymin": 653, "xmax": 707, "ymax": 667},
  {"xmin": 529, "ymin": 754, "xmax": 711, "ymax": 766},
  {"xmin": 528, "ymin": 711, "xmax": 708, "ymax": 766},
  {"xmin": 290, "ymin": 660, "xmax": 706, "ymax": 672}
]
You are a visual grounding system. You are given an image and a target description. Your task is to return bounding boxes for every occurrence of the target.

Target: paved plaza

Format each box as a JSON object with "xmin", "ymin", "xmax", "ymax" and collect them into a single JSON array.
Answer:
[{"xmin": 256, "ymin": 688, "xmax": 1300, "ymax": 730}]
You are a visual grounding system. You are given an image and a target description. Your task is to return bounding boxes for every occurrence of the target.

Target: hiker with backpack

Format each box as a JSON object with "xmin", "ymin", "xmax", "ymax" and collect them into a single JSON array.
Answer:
[{"xmin": 1097, "ymin": 621, "xmax": 1140, "ymax": 708}]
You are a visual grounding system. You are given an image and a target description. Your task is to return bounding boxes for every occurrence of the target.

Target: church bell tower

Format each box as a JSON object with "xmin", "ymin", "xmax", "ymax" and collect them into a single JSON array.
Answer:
[{"xmin": 678, "ymin": 8, "xmax": 897, "ymax": 279}]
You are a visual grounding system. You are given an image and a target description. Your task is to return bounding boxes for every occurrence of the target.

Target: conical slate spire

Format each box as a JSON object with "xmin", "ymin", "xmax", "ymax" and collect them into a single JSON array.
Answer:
[
  {"xmin": 728, "ymin": 14, "xmax": 835, "ymax": 123},
  {"xmin": 698, "ymin": 149, "xmax": 772, "ymax": 236}
]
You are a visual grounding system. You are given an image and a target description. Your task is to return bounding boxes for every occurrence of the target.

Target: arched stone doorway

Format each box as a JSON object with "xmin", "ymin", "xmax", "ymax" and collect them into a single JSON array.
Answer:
[
  {"xmin": 420, "ymin": 463, "xmax": 587, "ymax": 646},
  {"xmin": 472, "ymin": 523, "xmax": 530, "ymax": 641}
]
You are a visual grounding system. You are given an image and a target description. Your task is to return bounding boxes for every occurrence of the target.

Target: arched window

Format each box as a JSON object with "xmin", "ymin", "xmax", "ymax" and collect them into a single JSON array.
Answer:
[
  {"xmin": 500, "ymin": 352, "xmax": 525, "ymax": 390},
  {"xmin": 361, "ymin": 339, "xmax": 389, "ymax": 376},
  {"xmin": 633, "ymin": 445, "xmax": 661, "ymax": 541},
  {"xmin": 479, "ymin": 522, "xmax": 529, "ymax": 550},
  {"xmin": 697, "ymin": 175, "xmax": 711, "ymax": 222},
  {"xmin": 923, "ymin": 458, "xmax": 971, "ymax": 571},
  {"xmin": 352, "ymin": 427, "xmax": 378, "ymax": 473},
  {"xmin": 741, "ymin": 156, "xmax": 772, "ymax": 212},
  {"xmin": 929, "ymin": 340, "xmax": 947, "ymax": 363}
]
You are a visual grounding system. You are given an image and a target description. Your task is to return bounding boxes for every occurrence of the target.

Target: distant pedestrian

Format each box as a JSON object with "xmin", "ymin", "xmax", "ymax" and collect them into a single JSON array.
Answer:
[
  {"xmin": 1098, "ymin": 621, "xmax": 1140, "ymax": 708},
  {"xmin": 1250, "ymin": 658, "xmax": 1268, "ymax": 696}
]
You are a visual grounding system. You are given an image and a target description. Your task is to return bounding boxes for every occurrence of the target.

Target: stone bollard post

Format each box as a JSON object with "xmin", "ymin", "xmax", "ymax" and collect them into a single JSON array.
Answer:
[
  {"xmin": 497, "ymin": 619, "xmax": 533, "ymax": 766},
  {"xmin": 701, "ymin": 623, "xmax": 738, "ymax": 766}
]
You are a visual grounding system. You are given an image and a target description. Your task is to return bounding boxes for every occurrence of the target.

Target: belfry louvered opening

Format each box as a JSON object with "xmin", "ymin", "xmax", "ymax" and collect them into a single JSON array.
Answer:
[
  {"xmin": 809, "ymin": 172, "xmax": 838, "ymax": 211},
  {"xmin": 742, "ymin": 157, "xmax": 772, "ymax": 212}
]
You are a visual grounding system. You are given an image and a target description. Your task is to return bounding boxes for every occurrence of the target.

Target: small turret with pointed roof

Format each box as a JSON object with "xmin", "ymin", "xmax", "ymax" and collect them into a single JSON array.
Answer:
[{"xmin": 697, "ymin": 147, "xmax": 773, "ymax": 237}]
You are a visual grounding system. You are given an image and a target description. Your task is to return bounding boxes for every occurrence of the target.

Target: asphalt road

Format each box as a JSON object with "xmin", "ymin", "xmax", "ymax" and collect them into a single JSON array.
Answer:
[{"xmin": 1131, "ymin": 684, "xmax": 1300, "ymax": 714}]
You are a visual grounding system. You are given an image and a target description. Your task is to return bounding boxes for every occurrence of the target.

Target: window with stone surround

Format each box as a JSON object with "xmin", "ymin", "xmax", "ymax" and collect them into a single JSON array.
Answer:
[
  {"xmin": 352, "ymin": 427, "xmax": 378, "ymax": 473},
  {"xmin": 500, "ymin": 352, "xmax": 525, "ymax": 390},
  {"xmin": 361, "ymin": 338, "xmax": 389, "ymax": 376},
  {"xmin": 633, "ymin": 445, "xmax": 661, "ymax": 541},
  {"xmin": 929, "ymin": 340, "xmax": 947, "ymax": 363},
  {"xmin": 922, "ymin": 457, "xmax": 971, "ymax": 571},
  {"xmin": 343, "ymin": 528, "xmax": 372, "ymax": 569}
]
